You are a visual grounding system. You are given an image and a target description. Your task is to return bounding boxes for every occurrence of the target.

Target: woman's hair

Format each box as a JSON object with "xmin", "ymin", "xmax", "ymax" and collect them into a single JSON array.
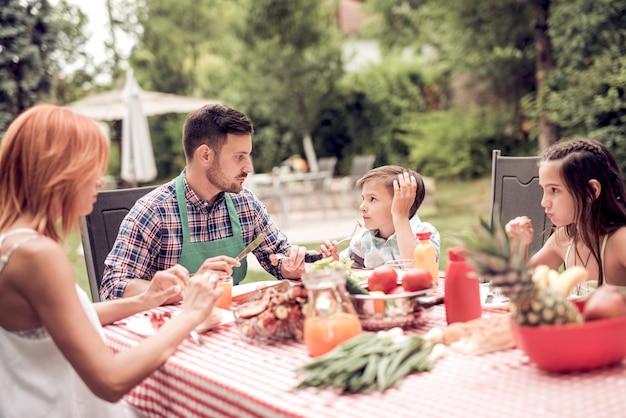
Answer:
[
  {"xmin": 0, "ymin": 105, "xmax": 109, "ymax": 242},
  {"xmin": 182, "ymin": 103, "xmax": 254, "ymax": 160},
  {"xmin": 356, "ymin": 165, "xmax": 426, "ymax": 218},
  {"xmin": 541, "ymin": 137, "xmax": 626, "ymax": 283}
]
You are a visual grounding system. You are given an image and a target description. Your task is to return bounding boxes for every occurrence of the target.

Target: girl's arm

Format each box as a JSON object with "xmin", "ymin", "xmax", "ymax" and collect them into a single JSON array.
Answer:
[
  {"xmin": 528, "ymin": 232, "xmax": 565, "ymax": 270},
  {"xmin": 506, "ymin": 216, "xmax": 564, "ymax": 269},
  {"xmin": 20, "ymin": 240, "xmax": 219, "ymax": 403}
]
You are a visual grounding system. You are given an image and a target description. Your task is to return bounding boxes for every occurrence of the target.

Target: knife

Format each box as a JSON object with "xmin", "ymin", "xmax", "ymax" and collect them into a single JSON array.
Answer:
[{"xmin": 235, "ymin": 233, "xmax": 265, "ymax": 262}]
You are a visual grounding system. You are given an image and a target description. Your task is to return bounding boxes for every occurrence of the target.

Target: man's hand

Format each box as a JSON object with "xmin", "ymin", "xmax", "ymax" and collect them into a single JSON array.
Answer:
[
  {"xmin": 196, "ymin": 255, "xmax": 240, "ymax": 277},
  {"xmin": 280, "ymin": 245, "xmax": 306, "ymax": 279}
]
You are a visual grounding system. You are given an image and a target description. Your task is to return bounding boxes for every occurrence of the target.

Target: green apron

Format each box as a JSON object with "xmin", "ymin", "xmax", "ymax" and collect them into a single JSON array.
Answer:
[{"xmin": 175, "ymin": 173, "xmax": 247, "ymax": 284}]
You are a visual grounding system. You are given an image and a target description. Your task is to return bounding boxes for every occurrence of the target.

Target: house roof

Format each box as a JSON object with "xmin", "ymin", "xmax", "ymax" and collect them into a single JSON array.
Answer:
[{"xmin": 338, "ymin": 0, "xmax": 365, "ymax": 35}]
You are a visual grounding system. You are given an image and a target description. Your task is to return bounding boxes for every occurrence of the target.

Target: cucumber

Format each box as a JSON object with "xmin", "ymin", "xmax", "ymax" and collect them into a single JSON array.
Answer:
[{"xmin": 346, "ymin": 274, "xmax": 369, "ymax": 295}]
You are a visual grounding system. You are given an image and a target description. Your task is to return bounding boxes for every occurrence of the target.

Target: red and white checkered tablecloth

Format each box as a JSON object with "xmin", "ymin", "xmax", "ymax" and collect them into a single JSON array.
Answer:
[{"xmin": 104, "ymin": 296, "xmax": 626, "ymax": 418}]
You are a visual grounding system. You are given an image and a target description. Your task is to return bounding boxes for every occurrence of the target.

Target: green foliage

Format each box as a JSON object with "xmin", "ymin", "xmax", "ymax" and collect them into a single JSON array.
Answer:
[
  {"xmin": 227, "ymin": 0, "xmax": 344, "ymax": 171},
  {"xmin": 148, "ymin": 114, "xmax": 187, "ymax": 182},
  {"xmin": 0, "ymin": 0, "xmax": 59, "ymax": 133},
  {"xmin": 399, "ymin": 107, "xmax": 531, "ymax": 180},
  {"xmin": 312, "ymin": 58, "xmax": 450, "ymax": 175},
  {"xmin": 362, "ymin": 0, "xmax": 427, "ymax": 55},
  {"xmin": 538, "ymin": 0, "xmax": 626, "ymax": 175}
]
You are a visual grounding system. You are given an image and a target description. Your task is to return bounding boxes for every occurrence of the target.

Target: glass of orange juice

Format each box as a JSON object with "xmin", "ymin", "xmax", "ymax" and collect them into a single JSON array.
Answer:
[
  {"xmin": 302, "ymin": 269, "xmax": 362, "ymax": 357},
  {"xmin": 215, "ymin": 276, "xmax": 233, "ymax": 310}
]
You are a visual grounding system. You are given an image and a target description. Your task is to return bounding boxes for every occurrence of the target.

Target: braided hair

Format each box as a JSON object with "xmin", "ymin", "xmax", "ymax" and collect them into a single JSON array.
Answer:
[{"xmin": 541, "ymin": 138, "xmax": 626, "ymax": 284}]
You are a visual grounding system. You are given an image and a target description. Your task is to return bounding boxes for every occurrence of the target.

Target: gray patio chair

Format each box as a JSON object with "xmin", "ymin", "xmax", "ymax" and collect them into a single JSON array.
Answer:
[
  {"xmin": 349, "ymin": 154, "xmax": 375, "ymax": 184},
  {"xmin": 327, "ymin": 154, "xmax": 376, "ymax": 212},
  {"xmin": 489, "ymin": 149, "xmax": 552, "ymax": 256},
  {"xmin": 80, "ymin": 185, "xmax": 156, "ymax": 301}
]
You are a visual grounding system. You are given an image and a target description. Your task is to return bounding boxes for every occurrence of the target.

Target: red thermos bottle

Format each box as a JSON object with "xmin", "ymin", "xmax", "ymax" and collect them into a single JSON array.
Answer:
[{"xmin": 444, "ymin": 246, "xmax": 482, "ymax": 324}]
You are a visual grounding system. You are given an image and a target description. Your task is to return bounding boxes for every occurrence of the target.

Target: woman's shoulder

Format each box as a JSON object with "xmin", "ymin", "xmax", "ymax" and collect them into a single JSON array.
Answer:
[{"xmin": 0, "ymin": 231, "xmax": 64, "ymax": 279}]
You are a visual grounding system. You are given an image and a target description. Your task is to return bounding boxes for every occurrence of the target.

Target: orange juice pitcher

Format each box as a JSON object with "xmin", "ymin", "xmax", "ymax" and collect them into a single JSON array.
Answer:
[{"xmin": 301, "ymin": 269, "xmax": 362, "ymax": 357}]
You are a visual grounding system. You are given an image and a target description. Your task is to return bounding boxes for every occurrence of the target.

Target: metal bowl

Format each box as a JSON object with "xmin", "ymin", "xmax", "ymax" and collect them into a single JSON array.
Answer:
[{"xmin": 349, "ymin": 285, "xmax": 442, "ymax": 331}]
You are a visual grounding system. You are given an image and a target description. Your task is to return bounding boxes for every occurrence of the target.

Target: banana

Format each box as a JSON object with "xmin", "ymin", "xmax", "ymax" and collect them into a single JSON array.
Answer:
[
  {"xmin": 531, "ymin": 265, "xmax": 550, "ymax": 287},
  {"xmin": 547, "ymin": 269, "xmax": 560, "ymax": 289},
  {"xmin": 550, "ymin": 266, "xmax": 590, "ymax": 296}
]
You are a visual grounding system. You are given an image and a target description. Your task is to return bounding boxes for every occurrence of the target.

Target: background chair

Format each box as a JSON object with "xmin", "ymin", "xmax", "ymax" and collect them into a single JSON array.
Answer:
[
  {"xmin": 326, "ymin": 154, "xmax": 376, "ymax": 211},
  {"xmin": 489, "ymin": 149, "xmax": 552, "ymax": 256},
  {"xmin": 315, "ymin": 156, "xmax": 338, "ymax": 195},
  {"xmin": 317, "ymin": 156, "xmax": 337, "ymax": 175},
  {"xmin": 80, "ymin": 185, "xmax": 155, "ymax": 301},
  {"xmin": 348, "ymin": 154, "xmax": 375, "ymax": 184}
]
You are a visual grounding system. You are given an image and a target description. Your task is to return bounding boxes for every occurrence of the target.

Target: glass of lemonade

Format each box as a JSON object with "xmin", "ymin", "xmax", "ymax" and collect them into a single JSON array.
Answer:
[
  {"xmin": 215, "ymin": 276, "xmax": 233, "ymax": 310},
  {"xmin": 302, "ymin": 269, "xmax": 362, "ymax": 357}
]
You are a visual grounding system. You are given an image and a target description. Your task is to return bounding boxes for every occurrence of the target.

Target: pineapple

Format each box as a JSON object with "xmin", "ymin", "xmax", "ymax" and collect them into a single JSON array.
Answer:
[{"xmin": 462, "ymin": 217, "xmax": 587, "ymax": 326}]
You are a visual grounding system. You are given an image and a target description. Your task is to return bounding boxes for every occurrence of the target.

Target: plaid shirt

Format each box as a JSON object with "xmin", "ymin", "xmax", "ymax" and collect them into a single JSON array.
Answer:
[{"xmin": 100, "ymin": 175, "xmax": 290, "ymax": 300}]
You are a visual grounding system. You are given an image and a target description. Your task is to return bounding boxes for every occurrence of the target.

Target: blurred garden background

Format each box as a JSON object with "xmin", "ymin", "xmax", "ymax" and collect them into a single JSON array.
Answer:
[{"xmin": 3, "ymin": 0, "xmax": 626, "ymax": 295}]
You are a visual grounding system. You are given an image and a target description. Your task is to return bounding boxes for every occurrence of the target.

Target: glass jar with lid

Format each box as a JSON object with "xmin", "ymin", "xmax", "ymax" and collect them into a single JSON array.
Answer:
[{"xmin": 301, "ymin": 269, "xmax": 363, "ymax": 357}]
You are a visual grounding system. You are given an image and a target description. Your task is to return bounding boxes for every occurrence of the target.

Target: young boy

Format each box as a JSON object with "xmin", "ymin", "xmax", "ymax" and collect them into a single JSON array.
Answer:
[{"xmin": 321, "ymin": 165, "xmax": 440, "ymax": 269}]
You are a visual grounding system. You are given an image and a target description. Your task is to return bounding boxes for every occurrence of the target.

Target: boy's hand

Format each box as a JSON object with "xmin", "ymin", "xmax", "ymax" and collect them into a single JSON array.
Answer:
[
  {"xmin": 320, "ymin": 240, "xmax": 340, "ymax": 260},
  {"xmin": 391, "ymin": 171, "xmax": 417, "ymax": 218}
]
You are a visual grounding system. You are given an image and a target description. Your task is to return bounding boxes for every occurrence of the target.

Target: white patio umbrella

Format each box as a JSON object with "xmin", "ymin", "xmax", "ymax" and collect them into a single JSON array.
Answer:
[
  {"xmin": 120, "ymin": 70, "xmax": 157, "ymax": 184},
  {"xmin": 65, "ymin": 72, "xmax": 221, "ymax": 185},
  {"xmin": 65, "ymin": 86, "xmax": 218, "ymax": 120}
]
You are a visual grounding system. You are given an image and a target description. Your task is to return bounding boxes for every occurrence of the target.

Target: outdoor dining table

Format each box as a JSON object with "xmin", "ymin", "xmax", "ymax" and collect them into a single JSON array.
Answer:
[
  {"xmin": 244, "ymin": 171, "xmax": 332, "ymax": 224},
  {"xmin": 103, "ymin": 278, "xmax": 626, "ymax": 418}
]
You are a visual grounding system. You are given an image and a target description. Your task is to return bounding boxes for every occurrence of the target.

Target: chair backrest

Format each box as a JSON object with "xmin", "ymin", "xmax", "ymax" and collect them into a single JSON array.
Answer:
[
  {"xmin": 80, "ymin": 185, "xmax": 156, "ymax": 301},
  {"xmin": 317, "ymin": 157, "xmax": 337, "ymax": 175},
  {"xmin": 489, "ymin": 149, "xmax": 552, "ymax": 256},
  {"xmin": 349, "ymin": 154, "xmax": 375, "ymax": 183}
]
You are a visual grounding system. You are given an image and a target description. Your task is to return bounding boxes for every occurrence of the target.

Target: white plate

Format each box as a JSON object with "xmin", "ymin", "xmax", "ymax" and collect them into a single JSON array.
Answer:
[
  {"xmin": 125, "ymin": 308, "xmax": 234, "ymax": 337},
  {"xmin": 233, "ymin": 280, "xmax": 281, "ymax": 297},
  {"xmin": 480, "ymin": 283, "xmax": 510, "ymax": 309}
]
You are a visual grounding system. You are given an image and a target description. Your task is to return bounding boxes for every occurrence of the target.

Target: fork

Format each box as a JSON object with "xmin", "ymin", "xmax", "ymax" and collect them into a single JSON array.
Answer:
[
  {"xmin": 335, "ymin": 221, "xmax": 363, "ymax": 245},
  {"xmin": 271, "ymin": 221, "xmax": 362, "ymax": 262}
]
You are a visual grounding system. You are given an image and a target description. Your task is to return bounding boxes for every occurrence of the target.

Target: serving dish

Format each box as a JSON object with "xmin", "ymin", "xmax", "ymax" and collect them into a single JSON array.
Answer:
[
  {"xmin": 232, "ymin": 280, "xmax": 284, "ymax": 304},
  {"xmin": 349, "ymin": 285, "xmax": 442, "ymax": 331},
  {"xmin": 511, "ymin": 300, "xmax": 626, "ymax": 372},
  {"xmin": 232, "ymin": 281, "xmax": 307, "ymax": 344}
]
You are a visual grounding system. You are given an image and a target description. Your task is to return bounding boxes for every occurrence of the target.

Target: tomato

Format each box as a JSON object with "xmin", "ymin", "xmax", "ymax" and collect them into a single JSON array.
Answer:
[
  {"xmin": 402, "ymin": 268, "xmax": 433, "ymax": 292},
  {"xmin": 390, "ymin": 286, "xmax": 406, "ymax": 295},
  {"xmin": 368, "ymin": 266, "xmax": 398, "ymax": 294}
]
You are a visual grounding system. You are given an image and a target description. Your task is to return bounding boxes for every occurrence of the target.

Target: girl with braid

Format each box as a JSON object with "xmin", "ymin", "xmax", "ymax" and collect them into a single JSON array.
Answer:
[{"xmin": 506, "ymin": 138, "xmax": 626, "ymax": 291}]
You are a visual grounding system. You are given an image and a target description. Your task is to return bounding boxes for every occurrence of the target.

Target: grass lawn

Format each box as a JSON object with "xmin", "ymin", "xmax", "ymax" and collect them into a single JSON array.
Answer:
[{"xmin": 68, "ymin": 176, "xmax": 492, "ymax": 298}]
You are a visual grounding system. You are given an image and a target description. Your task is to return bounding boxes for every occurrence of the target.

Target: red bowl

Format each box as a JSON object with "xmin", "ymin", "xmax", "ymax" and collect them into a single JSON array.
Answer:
[{"xmin": 511, "ymin": 301, "xmax": 626, "ymax": 372}]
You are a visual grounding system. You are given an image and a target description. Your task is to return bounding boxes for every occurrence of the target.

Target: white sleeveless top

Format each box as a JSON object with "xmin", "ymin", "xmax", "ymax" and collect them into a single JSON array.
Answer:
[
  {"xmin": 565, "ymin": 234, "xmax": 626, "ymax": 294},
  {"xmin": 0, "ymin": 229, "xmax": 140, "ymax": 418}
]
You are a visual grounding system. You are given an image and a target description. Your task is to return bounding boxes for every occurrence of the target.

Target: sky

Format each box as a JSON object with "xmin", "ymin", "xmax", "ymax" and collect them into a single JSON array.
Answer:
[
  {"xmin": 58, "ymin": 0, "xmax": 133, "ymax": 74},
  {"xmin": 66, "ymin": 0, "xmax": 109, "ymax": 62}
]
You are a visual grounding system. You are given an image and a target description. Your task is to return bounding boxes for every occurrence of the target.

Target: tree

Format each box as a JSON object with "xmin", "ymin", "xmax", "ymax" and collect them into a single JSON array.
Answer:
[
  {"xmin": 0, "ymin": 0, "xmax": 59, "ymax": 133},
  {"xmin": 232, "ymin": 0, "xmax": 345, "ymax": 172},
  {"xmin": 543, "ymin": 0, "xmax": 626, "ymax": 172},
  {"xmin": 49, "ymin": 0, "xmax": 100, "ymax": 104},
  {"xmin": 529, "ymin": 0, "xmax": 559, "ymax": 150},
  {"xmin": 124, "ymin": 0, "xmax": 238, "ymax": 181}
]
